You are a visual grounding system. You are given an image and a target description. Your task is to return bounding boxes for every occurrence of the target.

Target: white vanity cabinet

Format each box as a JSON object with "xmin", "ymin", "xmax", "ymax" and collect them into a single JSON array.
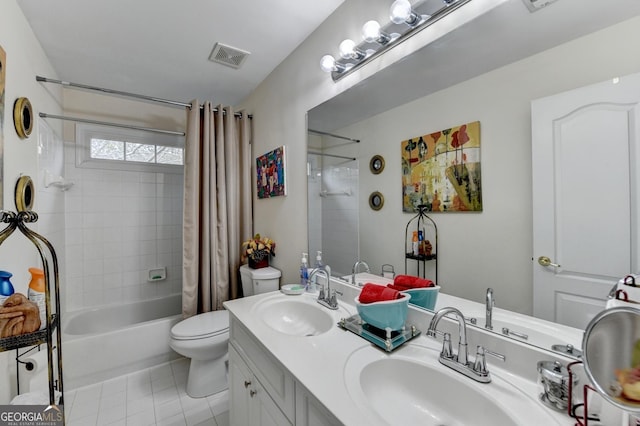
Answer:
[
  {"xmin": 295, "ymin": 385, "xmax": 342, "ymax": 426},
  {"xmin": 229, "ymin": 317, "xmax": 295, "ymax": 425},
  {"xmin": 229, "ymin": 316, "xmax": 341, "ymax": 426},
  {"xmin": 229, "ymin": 345, "xmax": 292, "ymax": 426}
]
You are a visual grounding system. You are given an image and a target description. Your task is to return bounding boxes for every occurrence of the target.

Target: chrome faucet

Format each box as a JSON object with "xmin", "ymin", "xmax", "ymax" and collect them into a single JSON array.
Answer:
[
  {"xmin": 427, "ymin": 306, "xmax": 505, "ymax": 383},
  {"xmin": 485, "ymin": 288, "xmax": 494, "ymax": 330},
  {"xmin": 309, "ymin": 266, "xmax": 340, "ymax": 310},
  {"xmin": 351, "ymin": 260, "xmax": 370, "ymax": 286}
]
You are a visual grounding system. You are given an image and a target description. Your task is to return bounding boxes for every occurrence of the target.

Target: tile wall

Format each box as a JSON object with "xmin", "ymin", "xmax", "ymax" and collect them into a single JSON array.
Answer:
[{"xmin": 64, "ymin": 143, "xmax": 183, "ymax": 312}]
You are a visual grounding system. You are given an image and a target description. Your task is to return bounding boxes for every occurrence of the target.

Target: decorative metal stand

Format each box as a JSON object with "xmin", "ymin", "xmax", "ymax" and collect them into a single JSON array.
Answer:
[
  {"xmin": 0, "ymin": 210, "xmax": 64, "ymax": 414},
  {"xmin": 338, "ymin": 314, "xmax": 421, "ymax": 352},
  {"xmin": 404, "ymin": 204, "xmax": 438, "ymax": 283}
]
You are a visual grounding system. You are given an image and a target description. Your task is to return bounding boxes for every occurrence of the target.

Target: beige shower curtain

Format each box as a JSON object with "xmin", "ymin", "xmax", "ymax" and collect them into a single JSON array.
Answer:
[{"xmin": 182, "ymin": 100, "xmax": 252, "ymax": 318}]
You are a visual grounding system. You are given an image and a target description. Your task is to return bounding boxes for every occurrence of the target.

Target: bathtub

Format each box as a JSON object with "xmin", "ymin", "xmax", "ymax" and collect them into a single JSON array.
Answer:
[{"xmin": 62, "ymin": 294, "xmax": 182, "ymax": 390}]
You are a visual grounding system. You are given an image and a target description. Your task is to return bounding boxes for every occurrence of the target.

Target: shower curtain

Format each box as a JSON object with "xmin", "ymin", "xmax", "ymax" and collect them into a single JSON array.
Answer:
[{"xmin": 182, "ymin": 101, "xmax": 252, "ymax": 317}]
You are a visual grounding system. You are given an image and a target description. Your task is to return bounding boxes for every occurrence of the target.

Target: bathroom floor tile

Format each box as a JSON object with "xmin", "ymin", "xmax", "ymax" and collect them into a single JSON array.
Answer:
[{"xmin": 65, "ymin": 360, "xmax": 226, "ymax": 426}]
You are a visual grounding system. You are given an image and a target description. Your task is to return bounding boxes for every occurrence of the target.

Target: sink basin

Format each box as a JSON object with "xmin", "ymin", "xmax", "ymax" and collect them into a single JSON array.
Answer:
[
  {"xmin": 344, "ymin": 343, "xmax": 561, "ymax": 426},
  {"xmin": 253, "ymin": 296, "xmax": 336, "ymax": 336}
]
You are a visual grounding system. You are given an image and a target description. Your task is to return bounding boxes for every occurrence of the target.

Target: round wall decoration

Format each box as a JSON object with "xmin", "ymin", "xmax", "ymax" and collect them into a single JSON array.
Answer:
[
  {"xmin": 369, "ymin": 155, "xmax": 385, "ymax": 174},
  {"xmin": 15, "ymin": 175, "xmax": 35, "ymax": 212},
  {"xmin": 13, "ymin": 97, "xmax": 34, "ymax": 139},
  {"xmin": 369, "ymin": 191, "xmax": 384, "ymax": 211}
]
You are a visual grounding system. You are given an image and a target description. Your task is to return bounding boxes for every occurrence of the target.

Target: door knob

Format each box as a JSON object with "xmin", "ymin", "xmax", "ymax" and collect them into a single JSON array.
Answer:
[{"xmin": 538, "ymin": 256, "xmax": 561, "ymax": 268}]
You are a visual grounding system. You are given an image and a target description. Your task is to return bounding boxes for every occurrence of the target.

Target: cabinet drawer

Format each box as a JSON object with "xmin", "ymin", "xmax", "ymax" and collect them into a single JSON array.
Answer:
[{"xmin": 230, "ymin": 318, "xmax": 295, "ymax": 422}]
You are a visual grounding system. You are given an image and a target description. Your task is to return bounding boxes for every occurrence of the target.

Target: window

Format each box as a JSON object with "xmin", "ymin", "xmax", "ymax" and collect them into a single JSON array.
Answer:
[{"xmin": 76, "ymin": 123, "xmax": 184, "ymax": 172}]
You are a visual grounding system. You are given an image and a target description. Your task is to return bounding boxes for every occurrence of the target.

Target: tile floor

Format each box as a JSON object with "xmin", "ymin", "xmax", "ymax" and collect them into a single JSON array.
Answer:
[{"xmin": 63, "ymin": 358, "xmax": 229, "ymax": 426}]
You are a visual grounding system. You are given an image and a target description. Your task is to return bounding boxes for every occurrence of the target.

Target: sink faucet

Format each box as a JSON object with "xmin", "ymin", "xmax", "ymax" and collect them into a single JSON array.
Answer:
[
  {"xmin": 309, "ymin": 266, "xmax": 340, "ymax": 310},
  {"xmin": 485, "ymin": 288, "xmax": 494, "ymax": 330},
  {"xmin": 427, "ymin": 306, "xmax": 504, "ymax": 383},
  {"xmin": 351, "ymin": 260, "xmax": 370, "ymax": 286}
]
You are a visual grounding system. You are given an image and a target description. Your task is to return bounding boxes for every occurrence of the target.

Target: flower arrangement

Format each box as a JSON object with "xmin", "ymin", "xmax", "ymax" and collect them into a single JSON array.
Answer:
[{"xmin": 242, "ymin": 234, "xmax": 276, "ymax": 268}]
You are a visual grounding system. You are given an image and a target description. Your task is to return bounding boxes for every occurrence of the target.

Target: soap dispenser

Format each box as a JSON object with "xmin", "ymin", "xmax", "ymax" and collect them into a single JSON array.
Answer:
[{"xmin": 300, "ymin": 253, "xmax": 310, "ymax": 291}]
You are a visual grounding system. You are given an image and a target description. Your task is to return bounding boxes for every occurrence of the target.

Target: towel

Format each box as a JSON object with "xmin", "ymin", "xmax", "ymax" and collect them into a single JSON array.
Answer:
[
  {"xmin": 359, "ymin": 283, "xmax": 401, "ymax": 304},
  {"xmin": 0, "ymin": 293, "xmax": 41, "ymax": 337},
  {"xmin": 391, "ymin": 274, "xmax": 434, "ymax": 290}
]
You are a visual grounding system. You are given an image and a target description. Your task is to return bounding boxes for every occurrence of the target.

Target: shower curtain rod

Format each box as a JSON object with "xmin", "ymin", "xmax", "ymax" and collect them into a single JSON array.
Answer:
[
  {"xmin": 39, "ymin": 112, "xmax": 186, "ymax": 136},
  {"xmin": 36, "ymin": 76, "xmax": 251, "ymax": 119},
  {"xmin": 307, "ymin": 150, "xmax": 356, "ymax": 161},
  {"xmin": 307, "ymin": 128, "xmax": 360, "ymax": 143}
]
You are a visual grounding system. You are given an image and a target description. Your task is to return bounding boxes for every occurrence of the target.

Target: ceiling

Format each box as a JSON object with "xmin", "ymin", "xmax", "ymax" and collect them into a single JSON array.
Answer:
[
  {"xmin": 309, "ymin": 0, "xmax": 640, "ymax": 132},
  {"xmin": 16, "ymin": 0, "xmax": 345, "ymax": 106}
]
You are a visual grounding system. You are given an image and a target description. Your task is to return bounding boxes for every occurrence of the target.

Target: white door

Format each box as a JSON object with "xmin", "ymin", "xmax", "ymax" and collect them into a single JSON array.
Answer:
[{"xmin": 532, "ymin": 72, "xmax": 640, "ymax": 329}]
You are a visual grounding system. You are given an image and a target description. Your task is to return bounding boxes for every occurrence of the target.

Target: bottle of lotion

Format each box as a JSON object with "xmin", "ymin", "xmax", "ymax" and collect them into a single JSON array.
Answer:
[
  {"xmin": 28, "ymin": 267, "xmax": 46, "ymax": 329},
  {"xmin": 0, "ymin": 270, "xmax": 15, "ymax": 306}
]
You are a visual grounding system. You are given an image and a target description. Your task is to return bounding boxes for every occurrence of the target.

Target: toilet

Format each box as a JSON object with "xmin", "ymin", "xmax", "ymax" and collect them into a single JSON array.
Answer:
[
  {"xmin": 169, "ymin": 265, "xmax": 281, "ymax": 398},
  {"xmin": 239, "ymin": 264, "xmax": 281, "ymax": 297}
]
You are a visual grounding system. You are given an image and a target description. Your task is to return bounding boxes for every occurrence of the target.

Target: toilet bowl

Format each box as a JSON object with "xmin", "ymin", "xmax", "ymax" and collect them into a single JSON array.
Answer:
[
  {"xmin": 169, "ymin": 310, "xmax": 229, "ymax": 398},
  {"xmin": 170, "ymin": 265, "xmax": 280, "ymax": 397}
]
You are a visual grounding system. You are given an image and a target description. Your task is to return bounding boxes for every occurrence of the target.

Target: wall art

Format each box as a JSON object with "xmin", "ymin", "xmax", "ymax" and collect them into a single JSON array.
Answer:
[
  {"xmin": 401, "ymin": 120, "xmax": 482, "ymax": 212},
  {"xmin": 256, "ymin": 145, "xmax": 286, "ymax": 199}
]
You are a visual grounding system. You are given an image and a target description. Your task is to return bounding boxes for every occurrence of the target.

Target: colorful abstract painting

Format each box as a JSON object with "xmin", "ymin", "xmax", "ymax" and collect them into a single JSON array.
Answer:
[
  {"xmin": 401, "ymin": 121, "xmax": 482, "ymax": 212},
  {"xmin": 0, "ymin": 46, "xmax": 5, "ymax": 209},
  {"xmin": 256, "ymin": 145, "xmax": 286, "ymax": 199}
]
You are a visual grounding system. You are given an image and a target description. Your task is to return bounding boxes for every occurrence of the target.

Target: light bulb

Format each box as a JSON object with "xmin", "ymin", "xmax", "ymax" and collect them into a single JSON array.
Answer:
[
  {"xmin": 320, "ymin": 55, "xmax": 337, "ymax": 72},
  {"xmin": 362, "ymin": 20, "xmax": 382, "ymax": 43},
  {"xmin": 339, "ymin": 39, "xmax": 356, "ymax": 59},
  {"xmin": 390, "ymin": 0, "xmax": 412, "ymax": 24}
]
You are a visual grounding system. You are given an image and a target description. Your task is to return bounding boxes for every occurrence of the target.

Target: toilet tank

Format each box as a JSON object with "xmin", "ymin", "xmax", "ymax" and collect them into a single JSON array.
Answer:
[{"xmin": 239, "ymin": 265, "xmax": 281, "ymax": 296}]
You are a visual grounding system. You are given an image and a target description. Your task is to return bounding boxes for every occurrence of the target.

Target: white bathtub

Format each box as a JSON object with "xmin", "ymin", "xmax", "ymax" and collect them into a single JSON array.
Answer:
[{"xmin": 62, "ymin": 294, "xmax": 182, "ymax": 390}]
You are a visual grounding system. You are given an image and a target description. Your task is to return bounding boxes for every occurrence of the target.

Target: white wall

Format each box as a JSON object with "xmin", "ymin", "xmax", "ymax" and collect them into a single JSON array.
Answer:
[
  {"xmin": 241, "ymin": 2, "xmax": 640, "ymax": 314},
  {"xmin": 0, "ymin": 0, "xmax": 63, "ymax": 404}
]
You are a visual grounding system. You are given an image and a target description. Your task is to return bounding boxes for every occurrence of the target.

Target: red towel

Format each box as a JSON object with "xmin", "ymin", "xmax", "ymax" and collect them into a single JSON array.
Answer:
[
  {"xmin": 359, "ymin": 283, "xmax": 401, "ymax": 304},
  {"xmin": 392, "ymin": 274, "xmax": 434, "ymax": 290}
]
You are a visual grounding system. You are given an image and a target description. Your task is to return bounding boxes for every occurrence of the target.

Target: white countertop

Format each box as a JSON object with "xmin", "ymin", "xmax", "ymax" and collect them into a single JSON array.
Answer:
[{"xmin": 224, "ymin": 285, "xmax": 581, "ymax": 426}]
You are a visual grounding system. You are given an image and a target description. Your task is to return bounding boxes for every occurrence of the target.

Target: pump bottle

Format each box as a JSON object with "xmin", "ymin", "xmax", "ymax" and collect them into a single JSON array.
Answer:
[
  {"xmin": 300, "ymin": 253, "xmax": 310, "ymax": 291},
  {"xmin": 28, "ymin": 267, "xmax": 46, "ymax": 329}
]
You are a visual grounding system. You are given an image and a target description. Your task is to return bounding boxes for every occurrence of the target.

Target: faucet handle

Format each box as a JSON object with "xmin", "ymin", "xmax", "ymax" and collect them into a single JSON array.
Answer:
[
  {"xmin": 473, "ymin": 346, "xmax": 488, "ymax": 374},
  {"xmin": 473, "ymin": 345, "xmax": 506, "ymax": 374},
  {"xmin": 441, "ymin": 332, "xmax": 453, "ymax": 359}
]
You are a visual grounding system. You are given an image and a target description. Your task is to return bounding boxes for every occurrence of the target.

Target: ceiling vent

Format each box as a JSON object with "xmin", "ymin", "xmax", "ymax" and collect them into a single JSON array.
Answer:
[
  {"xmin": 521, "ymin": 0, "xmax": 559, "ymax": 12},
  {"xmin": 208, "ymin": 43, "xmax": 250, "ymax": 69}
]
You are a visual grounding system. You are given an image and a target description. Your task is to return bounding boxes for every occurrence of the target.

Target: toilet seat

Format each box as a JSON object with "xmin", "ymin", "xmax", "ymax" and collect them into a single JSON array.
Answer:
[{"xmin": 170, "ymin": 310, "xmax": 229, "ymax": 340}]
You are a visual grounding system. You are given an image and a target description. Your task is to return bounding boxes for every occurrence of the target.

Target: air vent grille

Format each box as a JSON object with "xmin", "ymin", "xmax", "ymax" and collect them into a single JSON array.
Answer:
[
  {"xmin": 521, "ymin": 0, "xmax": 559, "ymax": 12},
  {"xmin": 209, "ymin": 43, "xmax": 250, "ymax": 69}
]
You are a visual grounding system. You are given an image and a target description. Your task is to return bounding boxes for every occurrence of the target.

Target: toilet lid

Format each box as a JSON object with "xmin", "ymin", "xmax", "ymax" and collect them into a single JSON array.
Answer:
[
  {"xmin": 241, "ymin": 264, "xmax": 281, "ymax": 279},
  {"xmin": 171, "ymin": 310, "xmax": 229, "ymax": 340}
]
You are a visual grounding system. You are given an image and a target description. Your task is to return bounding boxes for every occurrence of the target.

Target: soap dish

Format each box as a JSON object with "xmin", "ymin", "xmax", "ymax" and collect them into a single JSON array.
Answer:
[{"xmin": 281, "ymin": 284, "xmax": 305, "ymax": 295}]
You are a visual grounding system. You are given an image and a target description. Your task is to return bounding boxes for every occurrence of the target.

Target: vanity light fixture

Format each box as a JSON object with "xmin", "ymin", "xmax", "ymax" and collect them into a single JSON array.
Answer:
[
  {"xmin": 319, "ymin": 54, "xmax": 347, "ymax": 73},
  {"xmin": 339, "ymin": 39, "xmax": 367, "ymax": 60},
  {"xmin": 320, "ymin": 0, "xmax": 472, "ymax": 82},
  {"xmin": 362, "ymin": 20, "xmax": 392, "ymax": 44},
  {"xmin": 390, "ymin": 0, "xmax": 423, "ymax": 26}
]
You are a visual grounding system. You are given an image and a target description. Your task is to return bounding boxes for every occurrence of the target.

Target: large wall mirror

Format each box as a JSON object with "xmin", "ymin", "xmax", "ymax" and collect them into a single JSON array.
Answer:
[{"xmin": 307, "ymin": 0, "xmax": 640, "ymax": 356}]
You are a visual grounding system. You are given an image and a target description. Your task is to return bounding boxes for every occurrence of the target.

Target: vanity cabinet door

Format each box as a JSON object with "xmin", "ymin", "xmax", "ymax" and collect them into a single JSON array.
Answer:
[
  {"xmin": 230, "ymin": 345, "xmax": 292, "ymax": 426},
  {"xmin": 295, "ymin": 385, "xmax": 342, "ymax": 426},
  {"xmin": 230, "ymin": 318, "xmax": 295, "ymax": 421}
]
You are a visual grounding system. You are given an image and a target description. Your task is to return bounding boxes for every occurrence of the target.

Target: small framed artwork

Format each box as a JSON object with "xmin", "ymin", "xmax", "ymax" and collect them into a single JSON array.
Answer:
[{"xmin": 256, "ymin": 145, "xmax": 286, "ymax": 199}]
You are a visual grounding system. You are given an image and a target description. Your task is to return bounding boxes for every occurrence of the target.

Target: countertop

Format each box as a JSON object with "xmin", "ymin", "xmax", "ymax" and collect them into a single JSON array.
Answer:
[{"xmin": 224, "ymin": 283, "xmax": 580, "ymax": 425}]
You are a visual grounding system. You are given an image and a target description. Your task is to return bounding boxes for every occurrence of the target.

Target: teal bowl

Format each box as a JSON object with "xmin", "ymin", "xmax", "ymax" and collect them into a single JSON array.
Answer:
[
  {"xmin": 403, "ymin": 286, "xmax": 440, "ymax": 310},
  {"xmin": 355, "ymin": 293, "xmax": 411, "ymax": 331}
]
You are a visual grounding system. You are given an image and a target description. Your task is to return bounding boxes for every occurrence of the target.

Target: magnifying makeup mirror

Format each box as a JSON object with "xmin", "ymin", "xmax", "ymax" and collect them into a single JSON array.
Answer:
[{"xmin": 583, "ymin": 307, "xmax": 640, "ymax": 412}]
